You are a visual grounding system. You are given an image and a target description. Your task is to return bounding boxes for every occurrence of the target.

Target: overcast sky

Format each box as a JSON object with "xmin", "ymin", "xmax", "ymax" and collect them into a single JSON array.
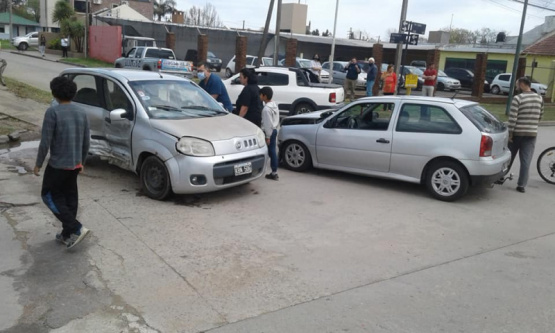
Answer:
[{"xmin": 175, "ymin": 0, "xmax": 554, "ymax": 40}]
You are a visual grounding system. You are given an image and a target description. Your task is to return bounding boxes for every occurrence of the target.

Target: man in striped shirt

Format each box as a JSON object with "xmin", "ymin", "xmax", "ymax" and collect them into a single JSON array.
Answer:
[{"xmin": 504, "ymin": 77, "xmax": 544, "ymax": 193}]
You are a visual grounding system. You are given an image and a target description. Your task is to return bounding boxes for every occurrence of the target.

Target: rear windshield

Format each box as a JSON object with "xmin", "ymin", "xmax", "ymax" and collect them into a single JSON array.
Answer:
[
  {"xmin": 145, "ymin": 49, "xmax": 175, "ymax": 59},
  {"xmin": 459, "ymin": 104, "xmax": 506, "ymax": 133}
]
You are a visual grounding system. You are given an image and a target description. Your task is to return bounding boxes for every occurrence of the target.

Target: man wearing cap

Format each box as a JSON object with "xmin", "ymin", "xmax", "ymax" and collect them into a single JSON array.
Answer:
[{"xmin": 366, "ymin": 57, "xmax": 378, "ymax": 97}]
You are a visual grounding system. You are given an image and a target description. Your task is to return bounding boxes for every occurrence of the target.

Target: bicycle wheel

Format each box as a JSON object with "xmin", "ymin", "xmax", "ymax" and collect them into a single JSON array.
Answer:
[{"xmin": 537, "ymin": 146, "xmax": 555, "ymax": 185}]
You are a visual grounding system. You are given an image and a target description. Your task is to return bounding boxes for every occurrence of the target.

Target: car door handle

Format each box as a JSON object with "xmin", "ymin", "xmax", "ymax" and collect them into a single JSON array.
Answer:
[{"xmin": 376, "ymin": 138, "xmax": 390, "ymax": 144}]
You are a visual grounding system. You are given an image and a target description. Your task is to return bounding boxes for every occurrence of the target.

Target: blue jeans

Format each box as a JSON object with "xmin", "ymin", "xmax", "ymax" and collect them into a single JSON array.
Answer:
[
  {"xmin": 268, "ymin": 129, "xmax": 278, "ymax": 173},
  {"xmin": 366, "ymin": 80, "xmax": 375, "ymax": 97},
  {"xmin": 508, "ymin": 136, "xmax": 536, "ymax": 187}
]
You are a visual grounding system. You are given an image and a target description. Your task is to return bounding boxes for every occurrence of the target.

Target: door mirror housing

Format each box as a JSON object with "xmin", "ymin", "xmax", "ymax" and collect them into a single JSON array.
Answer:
[{"xmin": 110, "ymin": 108, "xmax": 129, "ymax": 121}]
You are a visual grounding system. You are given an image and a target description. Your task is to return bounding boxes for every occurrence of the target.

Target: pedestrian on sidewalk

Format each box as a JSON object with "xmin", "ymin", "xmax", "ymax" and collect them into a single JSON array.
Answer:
[
  {"xmin": 366, "ymin": 57, "xmax": 377, "ymax": 97},
  {"xmin": 260, "ymin": 86, "xmax": 280, "ymax": 181},
  {"xmin": 497, "ymin": 77, "xmax": 544, "ymax": 193},
  {"xmin": 344, "ymin": 58, "xmax": 361, "ymax": 101},
  {"xmin": 422, "ymin": 63, "xmax": 437, "ymax": 96},
  {"xmin": 61, "ymin": 36, "xmax": 69, "ymax": 58},
  {"xmin": 39, "ymin": 34, "xmax": 47, "ymax": 58},
  {"xmin": 34, "ymin": 76, "xmax": 91, "ymax": 249}
]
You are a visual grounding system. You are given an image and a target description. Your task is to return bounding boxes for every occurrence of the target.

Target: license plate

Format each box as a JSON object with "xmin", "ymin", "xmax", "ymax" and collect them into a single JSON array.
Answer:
[{"xmin": 234, "ymin": 162, "xmax": 252, "ymax": 176}]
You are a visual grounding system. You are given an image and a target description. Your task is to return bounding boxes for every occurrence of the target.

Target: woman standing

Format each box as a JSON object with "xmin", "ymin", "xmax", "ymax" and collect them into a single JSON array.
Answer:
[
  {"xmin": 235, "ymin": 68, "xmax": 263, "ymax": 127},
  {"xmin": 381, "ymin": 64, "xmax": 397, "ymax": 96}
]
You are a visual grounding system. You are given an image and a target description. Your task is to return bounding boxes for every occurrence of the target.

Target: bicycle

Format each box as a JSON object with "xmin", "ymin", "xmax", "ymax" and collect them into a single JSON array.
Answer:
[{"xmin": 537, "ymin": 146, "xmax": 555, "ymax": 184}]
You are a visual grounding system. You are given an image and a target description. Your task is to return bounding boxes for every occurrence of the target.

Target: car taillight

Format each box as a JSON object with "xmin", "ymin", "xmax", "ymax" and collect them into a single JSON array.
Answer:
[
  {"xmin": 480, "ymin": 135, "xmax": 493, "ymax": 157},
  {"xmin": 157, "ymin": 60, "xmax": 162, "ymax": 69},
  {"xmin": 329, "ymin": 92, "xmax": 336, "ymax": 103}
]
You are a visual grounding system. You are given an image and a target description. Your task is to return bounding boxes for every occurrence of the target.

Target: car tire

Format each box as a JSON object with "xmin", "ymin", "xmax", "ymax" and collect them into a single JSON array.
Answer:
[
  {"xmin": 143, "ymin": 66, "xmax": 151, "ymax": 71},
  {"xmin": 225, "ymin": 68, "xmax": 232, "ymax": 78},
  {"xmin": 491, "ymin": 85, "xmax": 500, "ymax": 95},
  {"xmin": 115, "ymin": 63, "xmax": 123, "ymax": 68},
  {"xmin": 281, "ymin": 141, "xmax": 312, "ymax": 172},
  {"xmin": 292, "ymin": 102, "xmax": 315, "ymax": 115},
  {"xmin": 425, "ymin": 160, "xmax": 469, "ymax": 202},
  {"xmin": 18, "ymin": 43, "xmax": 28, "ymax": 51},
  {"xmin": 140, "ymin": 156, "xmax": 172, "ymax": 200},
  {"xmin": 437, "ymin": 82, "xmax": 445, "ymax": 91}
]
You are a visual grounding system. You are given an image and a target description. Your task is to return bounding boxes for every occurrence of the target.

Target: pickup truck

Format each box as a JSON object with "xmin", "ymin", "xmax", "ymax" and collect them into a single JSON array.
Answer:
[
  {"xmin": 11, "ymin": 31, "xmax": 39, "ymax": 51},
  {"xmin": 223, "ymin": 67, "xmax": 345, "ymax": 115},
  {"xmin": 114, "ymin": 47, "xmax": 193, "ymax": 78}
]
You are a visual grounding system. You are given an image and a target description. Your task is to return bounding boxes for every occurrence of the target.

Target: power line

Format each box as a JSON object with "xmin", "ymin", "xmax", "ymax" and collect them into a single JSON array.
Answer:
[
  {"xmin": 484, "ymin": 0, "xmax": 545, "ymax": 19},
  {"xmin": 510, "ymin": 0, "xmax": 555, "ymax": 11}
]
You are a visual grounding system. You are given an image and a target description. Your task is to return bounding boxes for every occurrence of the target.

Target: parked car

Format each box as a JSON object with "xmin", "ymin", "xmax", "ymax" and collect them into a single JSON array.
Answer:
[
  {"xmin": 436, "ymin": 70, "xmax": 462, "ymax": 91},
  {"xmin": 59, "ymin": 68, "xmax": 268, "ymax": 200},
  {"xmin": 279, "ymin": 57, "xmax": 330, "ymax": 82},
  {"xmin": 278, "ymin": 96, "xmax": 510, "ymax": 201},
  {"xmin": 121, "ymin": 36, "xmax": 156, "ymax": 57},
  {"xmin": 399, "ymin": 66, "xmax": 424, "ymax": 90},
  {"xmin": 410, "ymin": 60, "xmax": 427, "ymax": 67},
  {"xmin": 321, "ymin": 61, "xmax": 367, "ymax": 89},
  {"xmin": 490, "ymin": 73, "xmax": 547, "ymax": 95},
  {"xmin": 184, "ymin": 50, "xmax": 222, "ymax": 72},
  {"xmin": 444, "ymin": 68, "xmax": 490, "ymax": 92},
  {"xmin": 225, "ymin": 55, "xmax": 258, "ymax": 78},
  {"xmin": 223, "ymin": 66, "xmax": 344, "ymax": 115},
  {"xmin": 114, "ymin": 47, "xmax": 194, "ymax": 78},
  {"xmin": 11, "ymin": 31, "xmax": 39, "ymax": 51}
]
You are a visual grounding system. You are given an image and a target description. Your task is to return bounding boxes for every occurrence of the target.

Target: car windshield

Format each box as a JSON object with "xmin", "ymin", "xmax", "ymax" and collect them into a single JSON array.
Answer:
[
  {"xmin": 298, "ymin": 59, "xmax": 312, "ymax": 68},
  {"xmin": 129, "ymin": 80, "xmax": 227, "ymax": 120},
  {"xmin": 407, "ymin": 67, "xmax": 424, "ymax": 75},
  {"xmin": 262, "ymin": 58, "xmax": 274, "ymax": 66},
  {"xmin": 207, "ymin": 51, "xmax": 216, "ymax": 58},
  {"xmin": 358, "ymin": 62, "xmax": 370, "ymax": 73},
  {"xmin": 459, "ymin": 104, "xmax": 506, "ymax": 133},
  {"xmin": 438, "ymin": 70, "xmax": 447, "ymax": 77}
]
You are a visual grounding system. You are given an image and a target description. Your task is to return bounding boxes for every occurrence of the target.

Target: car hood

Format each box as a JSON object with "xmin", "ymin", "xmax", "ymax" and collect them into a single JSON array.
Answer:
[
  {"xmin": 149, "ymin": 114, "xmax": 259, "ymax": 141},
  {"xmin": 532, "ymin": 83, "xmax": 548, "ymax": 89},
  {"xmin": 286, "ymin": 109, "xmax": 337, "ymax": 120}
]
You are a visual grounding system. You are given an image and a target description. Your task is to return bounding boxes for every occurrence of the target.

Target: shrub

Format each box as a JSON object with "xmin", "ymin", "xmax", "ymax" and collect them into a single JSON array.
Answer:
[{"xmin": 48, "ymin": 38, "xmax": 61, "ymax": 50}]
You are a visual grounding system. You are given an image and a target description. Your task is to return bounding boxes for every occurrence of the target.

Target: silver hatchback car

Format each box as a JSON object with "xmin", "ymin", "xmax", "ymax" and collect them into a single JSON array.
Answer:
[
  {"xmin": 279, "ymin": 96, "xmax": 511, "ymax": 201},
  {"xmin": 60, "ymin": 68, "xmax": 268, "ymax": 200}
]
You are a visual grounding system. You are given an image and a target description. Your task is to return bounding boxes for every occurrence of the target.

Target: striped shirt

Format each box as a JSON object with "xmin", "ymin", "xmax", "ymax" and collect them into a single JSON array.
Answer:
[
  {"xmin": 508, "ymin": 91, "xmax": 544, "ymax": 137},
  {"xmin": 36, "ymin": 103, "xmax": 90, "ymax": 169}
]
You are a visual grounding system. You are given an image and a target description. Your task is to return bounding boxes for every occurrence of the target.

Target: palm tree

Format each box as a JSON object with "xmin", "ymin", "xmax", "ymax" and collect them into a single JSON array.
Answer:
[{"xmin": 153, "ymin": 0, "xmax": 176, "ymax": 21}]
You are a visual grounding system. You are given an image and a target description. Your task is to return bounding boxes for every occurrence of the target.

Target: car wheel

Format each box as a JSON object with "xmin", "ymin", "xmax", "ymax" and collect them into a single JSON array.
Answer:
[
  {"xmin": 292, "ymin": 102, "xmax": 315, "ymax": 115},
  {"xmin": 282, "ymin": 141, "xmax": 312, "ymax": 172},
  {"xmin": 18, "ymin": 43, "xmax": 28, "ymax": 51},
  {"xmin": 115, "ymin": 63, "xmax": 122, "ymax": 68},
  {"xmin": 425, "ymin": 161, "xmax": 469, "ymax": 202},
  {"xmin": 143, "ymin": 66, "xmax": 151, "ymax": 71},
  {"xmin": 437, "ymin": 82, "xmax": 445, "ymax": 91},
  {"xmin": 140, "ymin": 156, "xmax": 172, "ymax": 200},
  {"xmin": 225, "ymin": 68, "xmax": 232, "ymax": 78},
  {"xmin": 491, "ymin": 85, "xmax": 500, "ymax": 95}
]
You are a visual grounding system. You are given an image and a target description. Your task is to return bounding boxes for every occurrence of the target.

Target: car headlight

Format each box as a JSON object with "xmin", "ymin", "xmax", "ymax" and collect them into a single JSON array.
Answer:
[
  {"xmin": 176, "ymin": 137, "xmax": 215, "ymax": 156},
  {"xmin": 207, "ymin": 58, "xmax": 213, "ymax": 63},
  {"xmin": 256, "ymin": 129, "xmax": 266, "ymax": 148}
]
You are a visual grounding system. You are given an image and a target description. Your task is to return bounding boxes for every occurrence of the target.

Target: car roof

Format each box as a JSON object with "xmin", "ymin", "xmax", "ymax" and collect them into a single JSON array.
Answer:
[
  {"xmin": 356, "ymin": 95, "xmax": 477, "ymax": 107},
  {"xmin": 60, "ymin": 68, "xmax": 191, "ymax": 82}
]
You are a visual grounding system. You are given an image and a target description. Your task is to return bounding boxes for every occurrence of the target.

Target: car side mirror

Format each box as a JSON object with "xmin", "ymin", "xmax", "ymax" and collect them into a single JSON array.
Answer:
[
  {"xmin": 109, "ymin": 108, "xmax": 128, "ymax": 122},
  {"xmin": 324, "ymin": 118, "xmax": 336, "ymax": 128},
  {"xmin": 320, "ymin": 110, "xmax": 333, "ymax": 119}
]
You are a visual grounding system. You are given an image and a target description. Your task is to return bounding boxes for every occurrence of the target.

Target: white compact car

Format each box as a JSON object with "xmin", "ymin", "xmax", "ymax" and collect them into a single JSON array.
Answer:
[
  {"xmin": 225, "ymin": 55, "xmax": 258, "ymax": 78},
  {"xmin": 490, "ymin": 73, "xmax": 547, "ymax": 95},
  {"xmin": 59, "ymin": 68, "xmax": 268, "ymax": 200}
]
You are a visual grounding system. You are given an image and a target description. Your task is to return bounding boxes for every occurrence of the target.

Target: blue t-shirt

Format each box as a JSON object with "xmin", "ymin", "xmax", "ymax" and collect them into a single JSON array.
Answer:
[{"xmin": 199, "ymin": 74, "xmax": 233, "ymax": 112}]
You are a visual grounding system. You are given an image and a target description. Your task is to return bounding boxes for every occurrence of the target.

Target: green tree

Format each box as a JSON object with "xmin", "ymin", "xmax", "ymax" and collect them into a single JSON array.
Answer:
[
  {"xmin": 67, "ymin": 17, "xmax": 84, "ymax": 52},
  {"xmin": 52, "ymin": 0, "xmax": 75, "ymax": 24},
  {"xmin": 154, "ymin": 0, "xmax": 176, "ymax": 21},
  {"xmin": 28, "ymin": 0, "xmax": 41, "ymax": 22}
]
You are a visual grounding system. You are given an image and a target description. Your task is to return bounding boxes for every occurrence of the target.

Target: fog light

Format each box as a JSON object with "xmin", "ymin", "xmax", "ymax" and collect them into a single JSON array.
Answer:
[{"xmin": 190, "ymin": 175, "xmax": 207, "ymax": 185}]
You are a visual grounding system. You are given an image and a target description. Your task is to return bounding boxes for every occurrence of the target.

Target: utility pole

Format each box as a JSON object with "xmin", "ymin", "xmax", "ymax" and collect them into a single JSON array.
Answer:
[
  {"xmin": 506, "ymin": 0, "xmax": 529, "ymax": 115},
  {"xmin": 328, "ymin": 0, "xmax": 339, "ymax": 84},
  {"xmin": 273, "ymin": 0, "xmax": 282, "ymax": 66},
  {"xmin": 394, "ymin": 0, "xmax": 408, "ymax": 94},
  {"xmin": 257, "ymin": 0, "xmax": 275, "ymax": 66},
  {"xmin": 85, "ymin": 0, "xmax": 89, "ymax": 58},
  {"xmin": 8, "ymin": 0, "xmax": 13, "ymax": 41}
]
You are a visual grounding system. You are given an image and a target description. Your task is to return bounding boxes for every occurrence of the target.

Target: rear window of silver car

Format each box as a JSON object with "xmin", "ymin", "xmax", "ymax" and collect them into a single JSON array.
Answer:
[
  {"xmin": 129, "ymin": 80, "xmax": 226, "ymax": 119},
  {"xmin": 459, "ymin": 104, "xmax": 506, "ymax": 133}
]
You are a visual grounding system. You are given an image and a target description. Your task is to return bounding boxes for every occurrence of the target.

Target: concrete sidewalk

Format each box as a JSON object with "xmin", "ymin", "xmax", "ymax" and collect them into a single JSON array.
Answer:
[
  {"xmin": 0, "ymin": 86, "xmax": 47, "ymax": 127},
  {"xmin": 9, "ymin": 49, "xmax": 84, "ymax": 67}
]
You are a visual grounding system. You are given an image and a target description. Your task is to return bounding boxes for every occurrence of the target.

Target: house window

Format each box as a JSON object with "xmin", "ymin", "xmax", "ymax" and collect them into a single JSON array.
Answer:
[{"xmin": 0, "ymin": 26, "xmax": 5, "ymax": 33}]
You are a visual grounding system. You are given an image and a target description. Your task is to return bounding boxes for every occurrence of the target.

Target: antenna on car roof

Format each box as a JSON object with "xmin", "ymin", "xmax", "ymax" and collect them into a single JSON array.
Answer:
[{"xmin": 450, "ymin": 90, "xmax": 459, "ymax": 100}]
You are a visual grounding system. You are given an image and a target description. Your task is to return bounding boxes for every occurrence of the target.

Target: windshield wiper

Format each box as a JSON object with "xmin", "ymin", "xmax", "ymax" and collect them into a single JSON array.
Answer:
[
  {"xmin": 181, "ymin": 105, "xmax": 228, "ymax": 114},
  {"xmin": 149, "ymin": 105, "xmax": 182, "ymax": 112}
]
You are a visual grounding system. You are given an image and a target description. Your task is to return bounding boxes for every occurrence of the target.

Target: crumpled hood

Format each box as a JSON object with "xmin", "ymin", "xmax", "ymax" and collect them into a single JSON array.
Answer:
[{"xmin": 149, "ymin": 114, "xmax": 260, "ymax": 141}]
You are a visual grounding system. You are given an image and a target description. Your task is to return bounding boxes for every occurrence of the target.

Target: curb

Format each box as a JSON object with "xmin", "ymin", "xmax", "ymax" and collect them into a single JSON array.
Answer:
[{"xmin": 9, "ymin": 50, "xmax": 86, "ymax": 68}]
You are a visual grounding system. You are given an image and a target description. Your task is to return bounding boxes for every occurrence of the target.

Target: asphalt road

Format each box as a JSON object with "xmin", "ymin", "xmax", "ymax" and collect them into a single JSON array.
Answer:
[{"xmin": 1, "ymin": 55, "xmax": 554, "ymax": 332}]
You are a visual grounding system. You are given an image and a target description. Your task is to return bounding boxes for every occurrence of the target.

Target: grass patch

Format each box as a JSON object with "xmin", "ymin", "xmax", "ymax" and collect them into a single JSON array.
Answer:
[
  {"xmin": 59, "ymin": 57, "xmax": 113, "ymax": 68},
  {"xmin": 481, "ymin": 103, "xmax": 555, "ymax": 122},
  {"xmin": 4, "ymin": 77, "xmax": 51, "ymax": 104},
  {"xmin": 0, "ymin": 39, "xmax": 16, "ymax": 50}
]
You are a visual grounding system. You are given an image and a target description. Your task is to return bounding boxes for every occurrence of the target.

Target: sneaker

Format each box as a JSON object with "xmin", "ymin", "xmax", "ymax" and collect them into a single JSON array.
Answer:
[
  {"xmin": 516, "ymin": 186, "xmax": 526, "ymax": 193},
  {"xmin": 66, "ymin": 226, "xmax": 91, "ymax": 249},
  {"xmin": 55, "ymin": 232, "xmax": 68, "ymax": 245},
  {"xmin": 265, "ymin": 173, "xmax": 279, "ymax": 181}
]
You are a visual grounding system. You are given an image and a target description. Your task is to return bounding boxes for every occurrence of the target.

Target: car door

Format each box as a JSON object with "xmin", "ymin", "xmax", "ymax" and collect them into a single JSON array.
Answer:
[
  {"xmin": 315, "ymin": 101, "xmax": 394, "ymax": 173},
  {"xmin": 29, "ymin": 32, "xmax": 39, "ymax": 46},
  {"xmin": 498, "ymin": 74, "xmax": 511, "ymax": 93},
  {"xmin": 99, "ymin": 77, "xmax": 135, "ymax": 169},
  {"xmin": 333, "ymin": 62, "xmax": 347, "ymax": 85}
]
